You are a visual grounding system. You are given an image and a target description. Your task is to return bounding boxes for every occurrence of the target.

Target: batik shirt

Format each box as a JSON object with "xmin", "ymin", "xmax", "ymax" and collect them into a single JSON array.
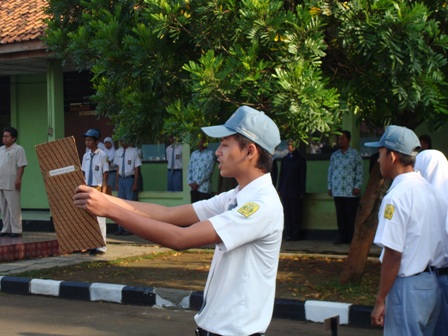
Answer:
[
  {"xmin": 187, "ymin": 148, "xmax": 215, "ymax": 194},
  {"xmin": 327, "ymin": 147, "xmax": 363, "ymax": 197}
]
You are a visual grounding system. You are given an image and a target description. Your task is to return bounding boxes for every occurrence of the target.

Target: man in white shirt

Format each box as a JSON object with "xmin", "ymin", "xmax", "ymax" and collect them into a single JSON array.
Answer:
[
  {"xmin": 366, "ymin": 126, "xmax": 446, "ymax": 335},
  {"xmin": 74, "ymin": 106, "xmax": 283, "ymax": 335},
  {"xmin": 0, "ymin": 127, "xmax": 27, "ymax": 238}
]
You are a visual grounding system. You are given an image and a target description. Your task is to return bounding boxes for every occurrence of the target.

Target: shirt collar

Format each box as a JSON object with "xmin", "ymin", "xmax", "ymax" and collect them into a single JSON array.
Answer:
[
  {"xmin": 388, "ymin": 171, "xmax": 419, "ymax": 192},
  {"xmin": 234, "ymin": 173, "xmax": 272, "ymax": 204}
]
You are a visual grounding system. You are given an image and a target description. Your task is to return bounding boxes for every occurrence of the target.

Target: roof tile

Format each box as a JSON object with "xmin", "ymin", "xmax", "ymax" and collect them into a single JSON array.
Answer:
[{"xmin": 0, "ymin": 0, "xmax": 49, "ymax": 44}]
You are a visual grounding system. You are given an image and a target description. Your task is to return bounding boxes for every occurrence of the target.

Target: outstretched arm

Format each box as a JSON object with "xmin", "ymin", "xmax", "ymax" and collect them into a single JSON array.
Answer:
[{"xmin": 73, "ymin": 185, "xmax": 221, "ymax": 250}]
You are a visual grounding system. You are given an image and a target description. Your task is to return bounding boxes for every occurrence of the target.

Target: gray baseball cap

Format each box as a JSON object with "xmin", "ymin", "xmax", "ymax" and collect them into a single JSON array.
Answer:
[
  {"xmin": 364, "ymin": 125, "xmax": 421, "ymax": 156},
  {"xmin": 201, "ymin": 106, "xmax": 281, "ymax": 154}
]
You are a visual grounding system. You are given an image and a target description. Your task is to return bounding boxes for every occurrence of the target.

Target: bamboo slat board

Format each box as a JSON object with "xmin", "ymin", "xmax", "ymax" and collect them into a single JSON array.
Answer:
[{"xmin": 35, "ymin": 136, "xmax": 104, "ymax": 253}]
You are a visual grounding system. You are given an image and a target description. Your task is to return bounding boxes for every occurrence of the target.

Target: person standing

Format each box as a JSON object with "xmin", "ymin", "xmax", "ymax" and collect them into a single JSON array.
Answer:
[
  {"xmin": 0, "ymin": 127, "xmax": 27, "ymax": 238},
  {"xmin": 81, "ymin": 128, "xmax": 109, "ymax": 254},
  {"xmin": 187, "ymin": 135, "xmax": 215, "ymax": 203},
  {"xmin": 103, "ymin": 137, "xmax": 117, "ymax": 191},
  {"xmin": 418, "ymin": 134, "xmax": 432, "ymax": 151},
  {"xmin": 166, "ymin": 135, "xmax": 183, "ymax": 191},
  {"xmin": 74, "ymin": 106, "xmax": 283, "ymax": 335},
  {"xmin": 113, "ymin": 138, "xmax": 141, "ymax": 235},
  {"xmin": 415, "ymin": 149, "xmax": 448, "ymax": 336},
  {"xmin": 366, "ymin": 126, "xmax": 445, "ymax": 335},
  {"xmin": 327, "ymin": 130, "xmax": 363, "ymax": 244},
  {"xmin": 278, "ymin": 139, "xmax": 307, "ymax": 241}
]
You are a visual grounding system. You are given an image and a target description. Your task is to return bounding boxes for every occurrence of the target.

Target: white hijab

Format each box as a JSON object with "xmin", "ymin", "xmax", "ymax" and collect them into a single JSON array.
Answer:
[
  {"xmin": 415, "ymin": 149, "xmax": 448, "ymax": 206},
  {"xmin": 103, "ymin": 137, "xmax": 116, "ymax": 161}
]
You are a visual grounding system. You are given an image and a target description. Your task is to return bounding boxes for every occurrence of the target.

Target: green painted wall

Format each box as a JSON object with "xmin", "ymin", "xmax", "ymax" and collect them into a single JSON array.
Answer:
[
  {"xmin": 46, "ymin": 61, "xmax": 65, "ymax": 141},
  {"xmin": 302, "ymin": 159, "xmax": 371, "ymax": 231},
  {"xmin": 415, "ymin": 123, "xmax": 448, "ymax": 156},
  {"xmin": 140, "ymin": 162, "xmax": 167, "ymax": 191},
  {"xmin": 137, "ymin": 144, "xmax": 190, "ymax": 205},
  {"xmin": 11, "ymin": 74, "xmax": 49, "ymax": 209},
  {"xmin": 11, "ymin": 61, "xmax": 65, "ymax": 210}
]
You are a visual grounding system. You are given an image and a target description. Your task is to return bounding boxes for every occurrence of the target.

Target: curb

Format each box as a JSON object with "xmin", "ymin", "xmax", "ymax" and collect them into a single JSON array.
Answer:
[{"xmin": 0, "ymin": 275, "xmax": 374, "ymax": 329}]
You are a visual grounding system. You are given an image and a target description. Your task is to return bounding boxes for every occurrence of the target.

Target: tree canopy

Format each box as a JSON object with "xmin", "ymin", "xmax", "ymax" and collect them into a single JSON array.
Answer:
[{"xmin": 44, "ymin": 0, "xmax": 448, "ymax": 145}]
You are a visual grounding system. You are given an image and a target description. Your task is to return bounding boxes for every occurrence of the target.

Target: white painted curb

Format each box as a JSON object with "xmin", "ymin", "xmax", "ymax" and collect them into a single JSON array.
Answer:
[
  {"xmin": 305, "ymin": 300, "xmax": 352, "ymax": 324},
  {"xmin": 30, "ymin": 279, "xmax": 62, "ymax": 296},
  {"xmin": 90, "ymin": 282, "xmax": 126, "ymax": 303}
]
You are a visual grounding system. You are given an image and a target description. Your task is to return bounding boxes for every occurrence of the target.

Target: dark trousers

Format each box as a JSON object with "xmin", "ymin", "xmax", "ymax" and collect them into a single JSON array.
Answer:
[
  {"xmin": 333, "ymin": 196, "xmax": 360, "ymax": 243},
  {"xmin": 116, "ymin": 176, "xmax": 137, "ymax": 233},
  {"xmin": 281, "ymin": 196, "xmax": 303, "ymax": 240},
  {"xmin": 190, "ymin": 190, "xmax": 212, "ymax": 203},
  {"xmin": 167, "ymin": 170, "xmax": 183, "ymax": 191}
]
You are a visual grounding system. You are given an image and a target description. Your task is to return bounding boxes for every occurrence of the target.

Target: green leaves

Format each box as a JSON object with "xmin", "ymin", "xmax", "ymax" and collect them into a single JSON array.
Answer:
[
  {"xmin": 327, "ymin": 0, "xmax": 448, "ymax": 129},
  {"xmin": 273, "ymin": 61, "xmax": 340, "ymax": 140},
  {"xmin": 44, "ymin": 0, "xmax": 448, "ymax": 145}
]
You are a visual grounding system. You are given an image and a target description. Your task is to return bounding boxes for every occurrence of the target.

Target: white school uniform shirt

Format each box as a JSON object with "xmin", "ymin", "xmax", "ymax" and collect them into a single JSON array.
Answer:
[
  {"xmin": 374, "ymin": 171, "xmax": 446, "ymax": 276},
  {"xmin": 0, "ymin": 143, "xmax": 28, "ymax": 190},
  {"xmin": 193, "ymin": 174, "xmax": 283, "ymax": 336},
  {"xmin": 81, "ymin": 148, "xmax": 109, "ymax": 186},
  {"xmin": 114, "ymin": 146, "xmax": 142, "ymax": 176},
  {"xmin": 166, "ymin": 143, "xmax": 183, "ymax": 169}
]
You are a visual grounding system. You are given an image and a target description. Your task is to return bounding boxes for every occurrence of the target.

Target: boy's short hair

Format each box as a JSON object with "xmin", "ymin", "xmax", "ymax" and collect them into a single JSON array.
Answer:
[
  {"xmin": 233, "ymin": 133, "xmax": 273, "ymax": 173},
  {"xmin": 385, "ymin": 148, "xmax": 416, "ymax": 167}
]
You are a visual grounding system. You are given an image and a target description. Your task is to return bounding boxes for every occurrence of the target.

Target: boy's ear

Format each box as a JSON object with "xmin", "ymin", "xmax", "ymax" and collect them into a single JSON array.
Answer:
[
  {"xmin": 246, "ymin": 143, "xmax": 257, "ymax": 157},
  {"xmin": 389, "ymin": 150, "xmax": 398, "ymax": 163}
]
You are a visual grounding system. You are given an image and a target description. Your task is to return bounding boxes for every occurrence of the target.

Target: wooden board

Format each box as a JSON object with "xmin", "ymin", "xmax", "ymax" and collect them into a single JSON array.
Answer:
[{"xmin": 35, "ymin": 137, "xmax": 104, "ymax": 254}]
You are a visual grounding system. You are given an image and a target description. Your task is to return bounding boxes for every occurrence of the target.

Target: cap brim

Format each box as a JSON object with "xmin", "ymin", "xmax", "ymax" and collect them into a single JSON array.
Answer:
[
  {"xmin": 364, "ymin": 141, "xmax": 382, "ymax": 148},
  {"xmin": 201, "ymin": 125, "xmax": 236, "ymax": 139}
]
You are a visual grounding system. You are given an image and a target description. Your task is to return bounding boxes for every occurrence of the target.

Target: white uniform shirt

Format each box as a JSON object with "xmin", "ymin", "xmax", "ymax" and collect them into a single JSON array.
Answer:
[
  {"xmin": 374, "ymin": 171, "xmax": 446, "ymax": 277},
  {"xmin": 81, "ymin": 148, "xmax": 109, "ymax": 186},
  {"xmin": 114, "ymin": 147, "xmax": 142, "ymax": 177},
  {"xmin": 166, "ymin": 143, "xmax": 183, "ymax": 170},
  {"xmin": 193, "ymin": 174, "xmax": 283, "ymax": 335},
  {"xmin": 0, "ymin": 143, "xmax": 28, "ymax": 190}
]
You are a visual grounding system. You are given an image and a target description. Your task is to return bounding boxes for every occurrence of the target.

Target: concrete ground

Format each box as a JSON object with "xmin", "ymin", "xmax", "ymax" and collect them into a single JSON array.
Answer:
[{"xmin": 0, "ymin": 294, "xmax": 384, "ymax": 336}]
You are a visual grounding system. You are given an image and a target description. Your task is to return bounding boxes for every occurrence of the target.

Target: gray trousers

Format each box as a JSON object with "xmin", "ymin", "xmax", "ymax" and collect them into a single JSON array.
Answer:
[
  {"xmin": 0, "ymin": 189, "xmax": 22, "ymax": 234},
  {"xmin": 385, "ymin": 272, "xmax": 440, "ymax": 335}
]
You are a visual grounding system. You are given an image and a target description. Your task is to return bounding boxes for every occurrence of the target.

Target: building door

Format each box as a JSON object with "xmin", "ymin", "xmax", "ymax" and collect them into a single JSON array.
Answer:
[{"xmin": 63, "ymin": 71, "xmax": 115, "ymax": 162}]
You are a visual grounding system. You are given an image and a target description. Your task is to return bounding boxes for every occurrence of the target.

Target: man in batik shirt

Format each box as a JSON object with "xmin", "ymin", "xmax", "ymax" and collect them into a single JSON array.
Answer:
[
  {"xmin": 327, "ymin": 130, "xmax": 363, "ymax": 245},
  {"xmin": 187, "ymin": 135, "xmax": 216, "ymax": 203}
]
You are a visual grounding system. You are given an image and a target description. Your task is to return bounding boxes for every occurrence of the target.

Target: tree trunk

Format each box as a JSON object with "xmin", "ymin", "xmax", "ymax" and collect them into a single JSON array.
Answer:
[{"xmin": 339, "ymin": 162, "xmax": 391, "ymax": 285}]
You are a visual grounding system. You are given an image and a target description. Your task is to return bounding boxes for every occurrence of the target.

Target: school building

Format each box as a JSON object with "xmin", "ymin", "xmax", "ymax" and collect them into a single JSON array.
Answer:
[{"xmin": 1, "ymin": 1, "xmax": 447, "ymax": 238}]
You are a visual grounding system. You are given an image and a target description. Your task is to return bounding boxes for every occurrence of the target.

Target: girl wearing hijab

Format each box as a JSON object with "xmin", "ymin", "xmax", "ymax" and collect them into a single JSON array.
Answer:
[
  {"xmin": 415, "ymin": 149, "xmax": 448, "ymax": 336},
  {"xmin": 103, "ymin": 137, "xmax": 117, "ymax": 190}
]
